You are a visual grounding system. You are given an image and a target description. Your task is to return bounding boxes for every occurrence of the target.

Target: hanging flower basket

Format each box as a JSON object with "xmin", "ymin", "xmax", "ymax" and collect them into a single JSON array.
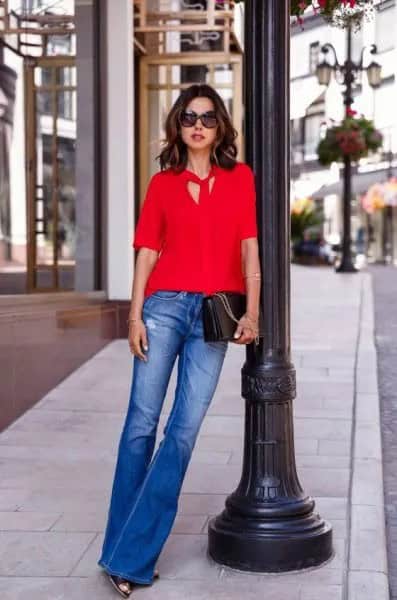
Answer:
[
  {"xmin": 291, "ymin": 0, "xmax": 375, "ymax": 29},
  {"xmin": 317, "ymin": 113, "xmax": 383, "ymax": 166},
  {"xmin": 230, "ymin": 0, "xmax": 375, "ymax": 29}
]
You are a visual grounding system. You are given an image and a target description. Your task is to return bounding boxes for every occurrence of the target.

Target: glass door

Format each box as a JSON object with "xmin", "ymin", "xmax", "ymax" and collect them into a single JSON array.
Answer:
[
  {"xmin": 139, "ymin": 53, "xmax": 243, "ymax": 205},
  {"xmin": 25, "ymin": 56, "xmax": 76, "ymax": 291}
]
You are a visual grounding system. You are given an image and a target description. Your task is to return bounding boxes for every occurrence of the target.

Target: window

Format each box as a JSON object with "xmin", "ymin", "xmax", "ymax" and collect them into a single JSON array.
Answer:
[
  {"xmin": 22, "ymin": 0, "xmax": 44, "ymax": 11},
  {"xmin": 304, "ymin": 101, "xmax": 325, "ymax": 159},
  {"xmin": 290, "ymin": 118, "xmax": 305, "ymax": 165},
  {"xmin": 376, "ymin": 4, "xmax": 396, "ymax": 53},
  {"xmin": 309, "ymin": 42, "xmax": 321, "ymax": 75}
]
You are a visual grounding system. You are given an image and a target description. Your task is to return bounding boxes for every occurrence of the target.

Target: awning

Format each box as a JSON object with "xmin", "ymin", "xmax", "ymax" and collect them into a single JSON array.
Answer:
[
  {"xmin": 290, "ymin": 76, "xmax": 325, "ymax": 120},
  {"xmin": 311, "ymin": 167, "xmax": 397, "ymax": 199}
]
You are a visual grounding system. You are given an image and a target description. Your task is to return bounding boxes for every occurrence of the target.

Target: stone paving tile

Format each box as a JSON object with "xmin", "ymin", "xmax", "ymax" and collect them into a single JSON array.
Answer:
[
  {"xmin": 354, "ymin": 421, "xmax": 382, "ymax": 460},
  {"xmin": 51, "ymin": 511, "xmax": 107, "ymax": 532},
  {"xmin": 300, "ymin": 353, "xmax": 356, "ymax": 369},
  {"xmin": 16, "ymin": 488, "xmax": 110, "ymax": 513},
  {"xmin": 0, "ymin": 511, "xmax": 60, "ymax": 531},
  {"xmin": 0, "ymin": 458, "xmax": 114, "ymax": 491},
  {"xmin": 0, "ymin": 576, "xmax": 111, "ymax": 600},
  {"xmin": 351, "ymin": 458, "xmax": 385, "ymax": 507},
  {"xmin": 131, "ymin": 578, "xmax": 305, "ymax": 600},
  {"xmin": 355, "ymin": 393, "xmax": 380, "ymax": 422},
  {"xmin": 178, "ymin": 493, "xmax": 228, "ymax": 516},
  {"xmin": 0, "ymin": 443, "xmax": 115, "ymax": 461},
  {"xmin": 300, "ymin": 586, "xmax": 343, "ymax": 600},
  {"xmin": 315, "ymin": 496, "xmax": 348, "ymax": 520},
  {"xmin": 294, "ymin": 417, "xmax": 352, "ymax": 441},
  {"xmin": 217, "ymin": 558, "xmax": 344, "ymax": 584},
  {"xmin": 296, "ymin": 382, "xmax": 355, "ymax": 398},
  {"xmin": 293, "ymin": 407, "xmax": 353, "ymax": 420},
  {"xmin": 52, "ymin": 511, "xmax": 208, "ymax": 536},
  {"xmin": 348, "ymin": 571, "xmax": 390, "ymax": 600},
  {"xmin": 194, "ymin": 434, "xmax": 244, "ymax": 453},
  {"xmin": 0, "ymin": 531, "xmax": 96, "ymax": 576},
  {"xmin": 8, "ymin": 408, "xmax": 123, "ymax": 433},
  {"xmin": 71, "ymin": 533, "xmax": 104, "ymax": 577},
  {"xmin": 295, "ymin": 454, "xmax": 350, "ymax": 469},
  {"xmin": 322, "ymin": 395, "xmax": 354, "ymax": 410},
  {"xmin": 0, "ymin": 429, "xmax": 120, "ymax": 448},
  {"xmin": 0, "ymin": 488, "xmax": 31, "ymax": 511},
  {"xmin": 318, "ymin": 439, "xmax": 351, "ymax": 456},
  {"xmin": 36, "ymin": 387, "xmax": 130, "ymax": 412}
]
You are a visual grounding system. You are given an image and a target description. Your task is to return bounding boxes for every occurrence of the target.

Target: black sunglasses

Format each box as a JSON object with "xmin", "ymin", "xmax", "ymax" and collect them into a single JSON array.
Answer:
[{"xmin": 180, "ymin": 110, "xmax": 218, "ymax": 129}]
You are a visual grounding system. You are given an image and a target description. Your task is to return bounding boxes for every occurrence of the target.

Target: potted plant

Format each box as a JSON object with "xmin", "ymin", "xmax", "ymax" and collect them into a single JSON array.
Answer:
[{"xmin": 290, "ymin": 197, "xmax": 331, "ymax": 265}]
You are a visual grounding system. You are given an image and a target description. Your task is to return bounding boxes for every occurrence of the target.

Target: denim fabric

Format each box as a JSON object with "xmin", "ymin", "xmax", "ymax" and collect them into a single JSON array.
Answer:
[{"xmin": 97, "ymin": 291, "xmax": 228, "ymax": 584}]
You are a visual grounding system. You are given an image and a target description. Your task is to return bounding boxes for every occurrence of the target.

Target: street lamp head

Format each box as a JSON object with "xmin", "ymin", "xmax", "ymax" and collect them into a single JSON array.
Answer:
[
  {"xmin": 316, "ymin": 60, "xmax": 333, "ymax": 87},
  {"xmin": 366, "ymin": 60, "xmax": 382, "ymax": 88}
]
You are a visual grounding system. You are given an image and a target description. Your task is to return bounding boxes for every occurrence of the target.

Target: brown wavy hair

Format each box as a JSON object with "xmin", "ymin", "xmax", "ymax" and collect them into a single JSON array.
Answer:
[{"xmin": 156, "ymin": 84, "xmax": 239, "ymax": 173}]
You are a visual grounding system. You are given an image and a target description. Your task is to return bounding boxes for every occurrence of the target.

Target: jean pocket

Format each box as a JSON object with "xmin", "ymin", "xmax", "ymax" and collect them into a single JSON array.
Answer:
[{"xmin": 151, "ymin": 290, "xmax": 185, "ymax": 300}]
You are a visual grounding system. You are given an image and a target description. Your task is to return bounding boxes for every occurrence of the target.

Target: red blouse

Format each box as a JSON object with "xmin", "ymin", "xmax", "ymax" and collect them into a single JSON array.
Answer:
[{"xmin": 132, "ymin": 161, "xmax": 258, "ymax": 298}]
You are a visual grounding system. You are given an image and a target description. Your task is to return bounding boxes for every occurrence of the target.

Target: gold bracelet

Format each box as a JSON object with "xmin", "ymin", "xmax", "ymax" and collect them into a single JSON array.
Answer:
[
  {"xmin": 243, "ymin": 272, "xmax": 261, "ymax": 279},
  {"xmin": 242, "ymin": 313, "xmax": 259, "ymax": 326},
  {"xmin": 126, "ymin": 317, "xmax": 142, "ymax": 325}
]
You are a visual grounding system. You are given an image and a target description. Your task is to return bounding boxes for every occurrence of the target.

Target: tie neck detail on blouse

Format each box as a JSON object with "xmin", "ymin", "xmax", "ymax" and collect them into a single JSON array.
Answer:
[{"xmin": 181, "ymin": 163, "xmax": 218, "ymax": 185}]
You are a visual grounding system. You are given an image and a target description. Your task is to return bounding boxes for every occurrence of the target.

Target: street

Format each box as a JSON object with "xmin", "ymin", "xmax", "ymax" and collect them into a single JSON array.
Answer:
[{"xmin": 371, "ymin": 265, "xmax": 397, "ymax": 600}]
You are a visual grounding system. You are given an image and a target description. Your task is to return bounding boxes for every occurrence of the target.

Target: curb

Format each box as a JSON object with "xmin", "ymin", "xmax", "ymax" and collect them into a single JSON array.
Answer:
[{"xmin": 347, "ymin": 272, "xmax": 390, "ymax": 600}]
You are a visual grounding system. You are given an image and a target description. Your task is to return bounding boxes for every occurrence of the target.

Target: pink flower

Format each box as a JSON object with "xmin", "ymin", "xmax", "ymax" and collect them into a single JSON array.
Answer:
[{"xmin": 346, "ymin": 107, "xmax": 357, "ymax": 117}]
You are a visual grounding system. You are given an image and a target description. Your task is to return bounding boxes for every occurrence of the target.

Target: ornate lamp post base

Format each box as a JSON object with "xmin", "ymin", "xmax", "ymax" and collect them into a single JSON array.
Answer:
[
  {"xmin": 208, "ymin": 367, "xmax": 333, "ymax": 572},
  {"xmin": 208, "ymin": 503, "xmax": 333, "ymax": 573},
  {"xmin": 335, "ymin": 257, "xmax": 358, "ymax": 272}
]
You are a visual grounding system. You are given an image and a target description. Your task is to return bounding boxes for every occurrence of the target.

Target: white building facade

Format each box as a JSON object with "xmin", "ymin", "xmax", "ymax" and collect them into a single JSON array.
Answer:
[{"xmin": 290, "ymin": 0, "xmax": 397, "ymax": 264}]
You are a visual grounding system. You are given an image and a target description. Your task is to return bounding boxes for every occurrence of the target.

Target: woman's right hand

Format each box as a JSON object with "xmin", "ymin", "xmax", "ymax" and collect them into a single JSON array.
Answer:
[{"xmin": 128, "ymin": 319, "xmax": 149, "ymax": 362}]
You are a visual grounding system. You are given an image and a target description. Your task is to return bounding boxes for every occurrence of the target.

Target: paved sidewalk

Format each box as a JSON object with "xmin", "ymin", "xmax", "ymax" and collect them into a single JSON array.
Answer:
[{"xmin": 0, "ymin": 265, "xmax": 389, "ymax": 600}]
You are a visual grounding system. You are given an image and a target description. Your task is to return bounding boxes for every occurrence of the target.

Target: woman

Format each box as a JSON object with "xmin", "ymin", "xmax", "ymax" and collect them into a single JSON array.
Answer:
[{"xmin": 98, "ymin": 83, "xmax": 261, "ymax": 597}]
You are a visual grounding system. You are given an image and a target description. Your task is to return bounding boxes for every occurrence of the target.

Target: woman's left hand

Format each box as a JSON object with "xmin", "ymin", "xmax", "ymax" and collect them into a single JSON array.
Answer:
[{"xmin": 231, "ymin": 313, "xmax": 259, "ymax": 345}]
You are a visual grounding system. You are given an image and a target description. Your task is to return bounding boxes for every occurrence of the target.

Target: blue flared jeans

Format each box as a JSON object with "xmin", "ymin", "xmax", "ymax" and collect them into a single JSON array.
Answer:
[{"xmin": 98, "ymin": 290, "xmax": 228, "ymax": 584}]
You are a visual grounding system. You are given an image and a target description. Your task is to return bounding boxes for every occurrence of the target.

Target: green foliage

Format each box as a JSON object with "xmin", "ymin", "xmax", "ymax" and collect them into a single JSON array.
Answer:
[
  {"xmin": 291, "ymin": 199, "xmax": 324, "ymax": 242},
  {"xmin": 233, "ymin": 1, "xmax": 374, "ymax": 30},
  {"xmin": 317, "ymin": 116, "xmax": 383, "ymax": 166},
  {"xmin": 291, "ymin": 1, "xmax": 374, "ymax": 30}
]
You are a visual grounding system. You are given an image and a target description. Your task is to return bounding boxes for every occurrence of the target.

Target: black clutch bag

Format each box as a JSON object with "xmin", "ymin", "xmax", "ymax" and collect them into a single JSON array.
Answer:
[{"xmin": 202, "ymin": 292, "xmax": 262, "ymax": 345}]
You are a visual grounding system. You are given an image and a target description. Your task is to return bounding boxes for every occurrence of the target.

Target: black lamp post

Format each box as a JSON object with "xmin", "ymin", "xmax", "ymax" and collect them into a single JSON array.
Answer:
[
  {"xmin": 315, "ymin": 26, "xmax": 382, "ymax": 273},
  {"xmin": 208, "ymin": 0, "xmax": 333, "ymax": 572}
]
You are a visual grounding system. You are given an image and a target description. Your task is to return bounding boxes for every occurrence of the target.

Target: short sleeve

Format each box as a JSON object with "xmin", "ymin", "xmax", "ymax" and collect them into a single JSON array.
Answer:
[
  {"xmin": 239, "ymin": 164, "xmax": 258, "ymax": 240},
  {"xmin": 133, "ymin": 174, "xmax": 165, "ymax": 251}
]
